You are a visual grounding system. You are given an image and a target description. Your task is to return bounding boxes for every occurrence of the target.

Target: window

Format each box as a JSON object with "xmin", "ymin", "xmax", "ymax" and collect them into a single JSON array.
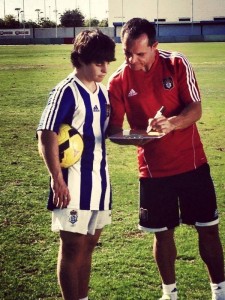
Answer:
[
  {"xmin": 179, "ymin": 18, "xmax": 191, "ymax": 22},
  {"xmin": 214, "ymin": 17, "xmax": 225, "ymax": 21},
  {"xmin": 154, "ymin": 18, "xmax": 166, "ymax": 22}
]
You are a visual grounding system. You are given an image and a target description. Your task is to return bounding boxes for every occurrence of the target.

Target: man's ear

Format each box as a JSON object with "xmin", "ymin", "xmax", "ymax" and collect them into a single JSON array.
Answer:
[{"xmin": 152, "ymin": 41, "xmax": 158, "ymax": 49}]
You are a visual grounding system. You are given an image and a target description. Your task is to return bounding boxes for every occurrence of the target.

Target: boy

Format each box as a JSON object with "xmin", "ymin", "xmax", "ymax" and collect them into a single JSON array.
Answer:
[{"xmin": 37, "ymin": 29, "xmax": 115, "ymax": 300}]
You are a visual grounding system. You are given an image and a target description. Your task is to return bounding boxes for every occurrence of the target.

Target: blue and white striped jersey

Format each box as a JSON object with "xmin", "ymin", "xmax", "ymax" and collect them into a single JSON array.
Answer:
[{"xmin": 37, "ymin": 71, "xmax": 112, "ymax": 211}]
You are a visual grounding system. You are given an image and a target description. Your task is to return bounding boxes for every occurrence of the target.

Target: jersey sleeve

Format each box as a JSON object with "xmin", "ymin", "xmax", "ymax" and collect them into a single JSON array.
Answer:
[
  {"xmin": 108, "ymin": 72, "xmax": 126, "ymax": 128},
  {"xmin": 37, "ymin": 84, "xmax": 76, "ymax": 133},
  {"xmin": 176, "ymin": 53, "xmax": 201, "ymax": 104}
]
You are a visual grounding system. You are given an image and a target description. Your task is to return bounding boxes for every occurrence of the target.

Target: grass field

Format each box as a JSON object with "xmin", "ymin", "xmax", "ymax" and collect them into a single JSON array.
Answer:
[{"xmin": 0, "ymin": 42, "xmax": 225, "ymax": 300}]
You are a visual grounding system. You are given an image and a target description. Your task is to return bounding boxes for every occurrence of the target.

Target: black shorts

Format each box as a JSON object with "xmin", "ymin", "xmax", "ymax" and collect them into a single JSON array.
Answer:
[{"xmin": 139, "ymin": 163, "xmax": 219, "ymax": 232}]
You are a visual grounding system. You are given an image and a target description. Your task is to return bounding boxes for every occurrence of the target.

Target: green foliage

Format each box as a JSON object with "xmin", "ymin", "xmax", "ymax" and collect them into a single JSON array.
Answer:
[
  {"xmin": 84, "ymin": 18, "xmax": 108, "ymax": 27},
  {"xmin": 99, "ymin": 18, "xmax": 109, "ymax": 27},
  {"xmin": 60, "ymin": 9, "xmax": 85, "ymax": 27},
  {"xmin": 84, "ymin": 17, "xmax": 100, "ymax": 27},
  {"xmin": 40, "ymin": 19, "xmax": 57, "ymax": 28},
  {"xmin": 0, "ymin": 43, "xmax": 225, "ymax": 300},
  {"xmin": 0, "ymin": 18, "xmax": 5, "ymax": 28},
  {"xmin": 2, "ymin": 14, "xmax": 20, "ymax": 29}
]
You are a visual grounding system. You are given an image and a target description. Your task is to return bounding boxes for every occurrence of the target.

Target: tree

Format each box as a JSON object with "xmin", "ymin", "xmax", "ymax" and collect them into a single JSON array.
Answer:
[
  {"xmin": 40, "ymin": 18, "xmax": 56, "ymax": 28},
  {"xmin": 98, "ymin": 18, "xmax": 108, "ymax": 27},
  {"xmin": 84, "ymin": 18, "xmax": 99, "ymax": 27},
  {"xmin": 60, "ymin": 9, "xmax": 85, "ymax": 27},
  {"xmin": 0, "ymin": 18, "xmax": 5, "ymax": 28},
  {"xmin": 4, "ymin": 15, "xmax": 19, "ymax": 28},
  {"xmin": 25, "ymin": 20, "xmax": 39, "ymax": 28}
]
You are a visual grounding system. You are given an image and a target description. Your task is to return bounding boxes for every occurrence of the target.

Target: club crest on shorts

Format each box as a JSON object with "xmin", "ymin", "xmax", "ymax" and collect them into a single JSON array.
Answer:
[
  {"xmin": 69, "ymin": 210, "xmax": 78, "ymax": 225},
  {"xmin": 163, "ymin": 77, "xmax": 174, "ymax": 90}
]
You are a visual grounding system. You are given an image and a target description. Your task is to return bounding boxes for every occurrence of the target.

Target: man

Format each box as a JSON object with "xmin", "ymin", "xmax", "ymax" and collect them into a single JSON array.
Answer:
[
  {"xmin": 108, "ymin": 18, "xmax": 225, "ymax": 300},
  {"xmin": 37, "ymin": 29, "xmax": 115, "ymax": 300}
]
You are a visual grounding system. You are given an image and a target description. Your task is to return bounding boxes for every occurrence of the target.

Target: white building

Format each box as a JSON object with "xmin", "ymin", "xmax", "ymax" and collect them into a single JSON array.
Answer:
[{"xmin": 108, "ymin": 0, "xmax": 225, "ymax": 26}]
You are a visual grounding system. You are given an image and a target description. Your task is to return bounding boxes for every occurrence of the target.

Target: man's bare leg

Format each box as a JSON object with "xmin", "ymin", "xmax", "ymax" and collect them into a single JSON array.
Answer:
[{"xmin": 153, "ymin": 229, "xmax": 177, "ymax": 284}]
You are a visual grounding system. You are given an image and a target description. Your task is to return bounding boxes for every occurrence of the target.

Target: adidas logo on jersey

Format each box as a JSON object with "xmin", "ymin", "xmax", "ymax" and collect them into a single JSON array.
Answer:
[
  {"xmin": 93, "ymin": 105, "xmax": 100, "ymax": 112},
  {"xmin": 128, "ymin": 89, "xmax": 138, "ymax": 97}
]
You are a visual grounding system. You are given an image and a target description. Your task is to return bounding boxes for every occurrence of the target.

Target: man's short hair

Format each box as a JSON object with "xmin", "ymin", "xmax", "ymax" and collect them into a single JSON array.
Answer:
[
  {"xmin": 121, "ymin": 18, "xmax": 156, "ymax": 46},
  {"xmin": 71, "ymin": 29, "xmax": 116, "ymax": 68}
]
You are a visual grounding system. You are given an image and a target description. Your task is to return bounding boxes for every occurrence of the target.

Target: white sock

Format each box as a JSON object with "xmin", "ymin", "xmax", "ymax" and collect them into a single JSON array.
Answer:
[
  {"xmin": 79, "ymin": 297, "xmax": 88, "ymax": 300},
  {"xmin": 162, "ymin": 283, "xmax": 177, "ymax": 294},
  {"xmin": 211, "ymin": 281, "xmax": 225, "ymax": 293}
]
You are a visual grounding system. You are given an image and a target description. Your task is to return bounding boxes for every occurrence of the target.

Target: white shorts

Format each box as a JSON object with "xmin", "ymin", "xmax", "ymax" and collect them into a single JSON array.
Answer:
[{"xmin": 51, "ymin": 209, "xmax": 112, "ymax": 235}]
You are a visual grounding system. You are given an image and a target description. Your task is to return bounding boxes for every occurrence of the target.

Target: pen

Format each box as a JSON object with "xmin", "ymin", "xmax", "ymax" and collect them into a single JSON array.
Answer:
[{"xmin": 147, "ymin": 106, "xmax": 165, "ymax": 133}]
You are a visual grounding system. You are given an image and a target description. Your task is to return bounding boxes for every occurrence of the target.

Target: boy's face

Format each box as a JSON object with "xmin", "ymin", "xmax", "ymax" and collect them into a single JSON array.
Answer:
[{"xmin": 79, "ymin": 62, "xmax": 110, "ymax": 83}]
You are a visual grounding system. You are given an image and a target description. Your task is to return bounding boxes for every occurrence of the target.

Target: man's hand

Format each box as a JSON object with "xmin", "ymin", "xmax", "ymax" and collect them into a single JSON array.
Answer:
[
  {"xmin": 150, "ymin": 116, "xmax": 175, "ymax": 135},
  {"xmin": 149, "ymin": 102, "xmax": 202, "ymax": 134}
]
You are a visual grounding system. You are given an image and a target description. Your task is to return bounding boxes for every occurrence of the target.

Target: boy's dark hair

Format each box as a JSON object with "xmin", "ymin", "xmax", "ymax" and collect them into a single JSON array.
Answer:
[
  {"xmin": 71, "ymin": 29, "xmax": 116, "ymax": 68},
  {"xmin": 121, "ymin": 18, "xmax": 156, "ymax": 46}
]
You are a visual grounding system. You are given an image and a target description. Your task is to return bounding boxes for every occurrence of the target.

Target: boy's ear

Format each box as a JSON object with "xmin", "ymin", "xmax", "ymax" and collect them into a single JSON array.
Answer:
[{"xmin": 78, "ymin": 58, "xmax": 84, "ymax": 66}]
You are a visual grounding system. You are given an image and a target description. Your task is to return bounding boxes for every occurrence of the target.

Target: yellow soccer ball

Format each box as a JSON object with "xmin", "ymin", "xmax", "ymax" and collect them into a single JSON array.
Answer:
[{"xmin": 58, "ymin": 124, "xmax": 84, "ymax": 168}]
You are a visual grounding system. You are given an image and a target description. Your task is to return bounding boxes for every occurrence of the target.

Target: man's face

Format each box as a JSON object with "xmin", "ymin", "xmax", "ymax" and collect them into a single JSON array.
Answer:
[{"xmin": 122, "ymin": 33, "xmax": 158, "ymax": 72}]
